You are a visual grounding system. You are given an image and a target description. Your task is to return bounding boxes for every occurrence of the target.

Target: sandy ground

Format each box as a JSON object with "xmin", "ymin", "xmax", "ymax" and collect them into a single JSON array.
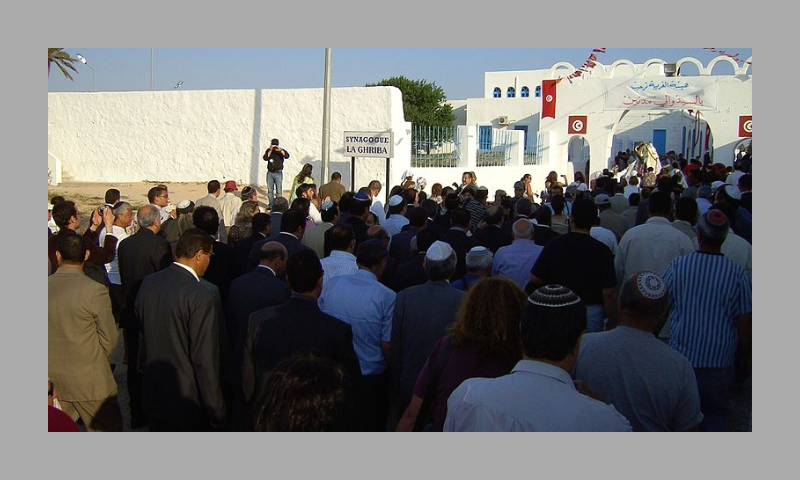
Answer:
[{"xmin": 48, "ymin": 181, "xmax": 289, "ymax": 231}]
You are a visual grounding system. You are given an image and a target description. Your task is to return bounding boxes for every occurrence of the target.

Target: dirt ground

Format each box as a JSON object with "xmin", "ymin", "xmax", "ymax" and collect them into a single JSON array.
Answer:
[{"xmin": 48, "ymin": 181, "xmax": 286, "ymax": 230}]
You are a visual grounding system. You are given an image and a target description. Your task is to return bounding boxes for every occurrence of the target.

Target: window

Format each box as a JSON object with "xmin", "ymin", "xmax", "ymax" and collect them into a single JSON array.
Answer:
[
  {"xmin": 478, "ymin": 125, "xmax": 493, "ymax": 150},
  {"xmin": 493, "ymin": 87, "xmax": 501, "ymax": 98},
  {"xmin": 535, "ymin": 86, "xmax": 542, "ymax": 98},
  {"xmin": 507, "ymin": 87, "xmax": 515, "ymax": 98},
  {"xmin": 520, "ymin": 86, "xmax": 529, "ymax": 98}
]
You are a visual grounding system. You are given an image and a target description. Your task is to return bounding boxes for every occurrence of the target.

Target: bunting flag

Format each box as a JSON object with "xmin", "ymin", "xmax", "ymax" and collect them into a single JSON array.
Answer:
[
  {"xmin": 542, "ymin": 79, "xmax": 558, "ymax": 118},
  {"xmin": 566, "ymin": 48, "xmax": 608, "ymax": 82},
  {"xmin": 703, "ymin": 48, "xmax": 750, "ymax": 66}
]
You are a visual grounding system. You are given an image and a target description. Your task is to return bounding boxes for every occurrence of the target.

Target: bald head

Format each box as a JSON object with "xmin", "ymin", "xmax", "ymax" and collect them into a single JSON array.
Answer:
[
  {"xmin": 618, "ymin": 272, "xmax": 670, "ymax": 330},
  {"xmin": 512, "ymin": 218, "xmax": 534, "ymax": 240},
  {"xmin": 366, "ymin": 226, "xmax": 389, "ymax": 245},
  {"xmin": 137, "ymin": 204, "xmax": 161, "ymax": 231},
  {"xmin": 259, "ymin": 241, "xmax": 289, "ymax": 275}
]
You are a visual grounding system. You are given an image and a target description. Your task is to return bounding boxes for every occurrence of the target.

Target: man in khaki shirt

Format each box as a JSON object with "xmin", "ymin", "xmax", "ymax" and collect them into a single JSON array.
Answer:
[
  {"xmin": 49, "ymin": 233, "xmax": 121, "ymax": 431},
  {"xmin": 318, "ymin": 172, "xmax": 347, "ymax": 203}
]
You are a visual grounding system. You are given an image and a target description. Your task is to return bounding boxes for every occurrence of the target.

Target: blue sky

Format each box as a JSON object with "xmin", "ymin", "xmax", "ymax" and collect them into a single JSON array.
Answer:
[{"xmin": 48, "ymin": 48, "xmax": 752, "ymax": 100}]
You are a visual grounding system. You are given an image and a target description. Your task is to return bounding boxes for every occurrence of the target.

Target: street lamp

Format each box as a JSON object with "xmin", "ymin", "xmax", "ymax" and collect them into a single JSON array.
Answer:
[{"xmin": 75, "ymin": 54, "xmax": 96, "ymax": 92}]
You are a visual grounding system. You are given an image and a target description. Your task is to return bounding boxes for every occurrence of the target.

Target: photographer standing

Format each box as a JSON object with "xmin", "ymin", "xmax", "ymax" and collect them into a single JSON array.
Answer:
[{"xmin": 263, "ymin": 138, "xmax": 290, "ymax": 210}]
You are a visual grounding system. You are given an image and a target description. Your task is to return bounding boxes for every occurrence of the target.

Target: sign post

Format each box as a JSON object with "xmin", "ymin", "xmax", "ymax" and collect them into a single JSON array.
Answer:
[{"xmin": 343, "ymin": 131, "xmax": 394, "ymax": 201}]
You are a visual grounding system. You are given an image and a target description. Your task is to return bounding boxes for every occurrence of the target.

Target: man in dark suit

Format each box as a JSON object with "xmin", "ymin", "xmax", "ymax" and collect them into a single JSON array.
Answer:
[
  {"xmin": 389, "ymin": 207, "xmax": 427, "ymax": 263},
  {"xmin": 241, "ymin": 249, "xmax": 365, "ymax": 427},
  {"xmin": 387, "ymin": 241, "xmax": 464, "ymax": 430},
  {"xmin": 391, "ymin": 228, "xmax": 440, "ymax": 292},
  {"xmin": 533, "ymin": 206, "xmax": 561, "ymax": 247},
  {"xmin": 345, "ymin": 192, "xmax": 372, "ymax": 247},
  {"xmin": 473, "ymin": 205, "xmax": 513, "ymax": 254},
  {"xmin": 135, "ymin": 229, "xmax": 228, "ymax": 431},
  {"xmin": 433, "ymin": 194, "xmax": 460, "ymax": 231},
  {"xmin": 193, "ymin": 206, "xmax": 236, "ymax": 304},
  {"xmin": 441, "ymin": 208, "xmax": 479, "ymax": 280},
  {"xmin": 233, "ymin": 213, "xmax": 271, "ymax": 275},
  {"xmin": 247, "ymin": 208, "xmax": 312, "ymax": 271},
  {"xmin": 117, "ymin": 204, "xmax": 173, "ymax": 428},
  {"xmin": 502, "ymin": 197, "xmax": 533, "ymax": 235},
  {"xmin": 420, "ymin": 199, "xmax": 446, "ymax": 238},
  {"xmin": 226, "ymin": 241, "xmax": 291, "ymax": 427},
  {"xmin": 269, "ymin": 197, "xmax": 289, "ymax": 234}
]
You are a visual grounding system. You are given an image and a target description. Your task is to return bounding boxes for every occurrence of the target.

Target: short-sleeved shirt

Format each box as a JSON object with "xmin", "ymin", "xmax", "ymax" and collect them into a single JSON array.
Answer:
[
  {"xmin": 575, "ymin": 327, "xmax": 703, "ymax": 432},
  {"xmin": 99, "ymin": 225, "xmax": 129, "ymax": 285},
  {"xmin": 444, "ymin": 359, "xmax": 632, "ymax": 432},
  {"xmin": 412, "ymin": 336, "xmax": 513, "ymax": 432},
  {"xmin": 663, "ymin": 252, "xmax": 752, "ymax": 368},
  {"xmin": 530, "ymin": 232, "xmax": 616, "ymax": 305}
]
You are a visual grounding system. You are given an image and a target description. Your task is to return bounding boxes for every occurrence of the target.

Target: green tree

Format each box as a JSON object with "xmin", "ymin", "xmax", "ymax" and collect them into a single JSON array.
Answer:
[
  {"xmin": 48, "ymin": 48, "xmax": 78, "ymax": 80},
  {"xmin": 367, "ymin": 76, "xmax": 455, "ymax": 127}
]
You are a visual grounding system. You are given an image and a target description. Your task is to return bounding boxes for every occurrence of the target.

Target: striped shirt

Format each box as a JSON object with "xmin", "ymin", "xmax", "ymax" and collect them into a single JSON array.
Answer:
[
  {"xmin": 663, "ymin": 252, "xmax": 752, "ymax": 368},
  {"xmin": 462, "ymin": 198, "xmax": 486, "ymax": 231}
]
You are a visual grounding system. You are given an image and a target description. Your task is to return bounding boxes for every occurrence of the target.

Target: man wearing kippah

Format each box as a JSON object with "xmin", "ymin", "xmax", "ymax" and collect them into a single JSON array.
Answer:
[
  {"xmin": 445, "ymin": 285, "xmax": 631, "ymax": 431},
  {"xmin": 575, "ymin": 272, "xmax": 703, "ymax": 431},
  {"xmin": 662, "ymin": 210, "xmax": 751, "ymax": 432}
]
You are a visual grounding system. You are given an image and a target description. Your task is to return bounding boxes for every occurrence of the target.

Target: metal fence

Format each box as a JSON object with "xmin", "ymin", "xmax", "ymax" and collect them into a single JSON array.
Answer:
[
  {"xmin": 411, "ymin": 125, "xmax": 460, "ymax": 168},
  {"xmin": 523, "ymin": 142, "xmax": 538, "ymax": 165},
  {"xmin": 477, "ymin": 127, "xmax": 513, "ymax": 167}
]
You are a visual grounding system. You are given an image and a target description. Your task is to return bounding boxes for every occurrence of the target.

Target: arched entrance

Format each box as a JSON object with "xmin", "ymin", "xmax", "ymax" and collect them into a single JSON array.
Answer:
[{"xmin": 568, "ymin": 136, "xmax": 590, "ymax": 182}]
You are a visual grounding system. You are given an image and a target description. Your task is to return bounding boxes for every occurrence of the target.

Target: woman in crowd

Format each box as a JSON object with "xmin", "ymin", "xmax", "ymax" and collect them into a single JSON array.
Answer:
[
  {"xmin": 289, "ymin": 163, "xmax": 314, "ymax": 203},
  {"xmin": 227, "ymin": 200, "xmax": 260, "ymax": 246},
  {"xmin": 396, "ymin": 277, "xmax": 525, "ymax": 432}
]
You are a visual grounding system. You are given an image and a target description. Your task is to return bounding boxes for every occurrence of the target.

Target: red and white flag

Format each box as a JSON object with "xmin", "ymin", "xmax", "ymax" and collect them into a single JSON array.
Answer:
[
  {"xmin": 542, "ymin": 80, "xmax": 558, "ymax": 119},
  {"xmin": 568, "ymin": 116, "xmax": 588, "ymax": 134},
  {"xmin": 739, "ymin": 116, "xmax": 752, "ymax": 137}
]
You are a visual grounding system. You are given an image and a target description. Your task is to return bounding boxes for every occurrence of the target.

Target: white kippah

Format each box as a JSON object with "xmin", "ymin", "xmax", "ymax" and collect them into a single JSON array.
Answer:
[
  {"xmin": 426, "ymin": 241, "xmax": 454, "ymax": 261},
  {"xmin": 388, "ymin": 195, "xmax": 404, "ymax": 207},
  {"xmin": 635, "ymin": 272, "xmax": 667, "ymax": 300},
  {"xmin": 724, "ymin": 184, "xmax": 742, "ymax": 201},
  {"xmin": 177, "ymin": 200, "xmax": 192, "ymax": 209}
]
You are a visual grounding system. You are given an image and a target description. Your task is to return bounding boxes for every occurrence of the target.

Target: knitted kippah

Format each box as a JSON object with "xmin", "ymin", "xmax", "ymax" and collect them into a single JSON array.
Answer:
[
  {"xmin": 320, "ymin": 200, "xmax": 334, "ymax": 211},
  {"xmin": 635, "ymin": 272, "xmax": 667, "ymax": 300},
  {"xmin": 527, "ymin": 285, "xmax": 582, "ymax": 308}
]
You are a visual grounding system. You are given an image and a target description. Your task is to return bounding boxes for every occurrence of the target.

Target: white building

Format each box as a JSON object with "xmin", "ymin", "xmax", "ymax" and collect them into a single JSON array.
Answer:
[{"xmin": 407, "ymin": 55, "xmax": 752, "ymax": 197}]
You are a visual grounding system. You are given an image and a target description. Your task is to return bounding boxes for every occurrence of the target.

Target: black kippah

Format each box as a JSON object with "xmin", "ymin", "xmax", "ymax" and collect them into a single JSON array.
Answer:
[{"xmin": 527, "ymin": 284, "xmax": 581, "ymax": 308}]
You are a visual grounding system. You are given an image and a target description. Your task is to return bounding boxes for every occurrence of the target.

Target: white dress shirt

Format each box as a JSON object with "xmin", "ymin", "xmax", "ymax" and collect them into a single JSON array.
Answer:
[
  {"xmin": 615, "ymin": 216, "xmax": 695, "ymax": 285},
  {"xmin": 99, "ymin": 225, "xmax": 129, "ymax": 285},
  {"xmin": 444, "ymin": 360, "xmax": 632, "ymax": 431}
]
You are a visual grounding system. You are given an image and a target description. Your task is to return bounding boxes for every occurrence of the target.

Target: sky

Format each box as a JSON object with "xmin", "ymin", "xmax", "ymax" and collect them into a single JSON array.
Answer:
[{"xmin": 48, "ymin": 48, "xmax": 752, "ymax": 100}]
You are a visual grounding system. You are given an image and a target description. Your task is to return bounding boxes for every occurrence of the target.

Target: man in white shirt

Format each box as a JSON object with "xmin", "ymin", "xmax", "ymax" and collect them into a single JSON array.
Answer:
[
  {"xmin": 382, "ymin": 195, "xmax": 409, "ymax": 238},
  {"xmin": 368, "ymin": 180, "xmax": 386, "ymax": 225},
  {"xmin": 623, "ymin": 176, "xmax": 641, "ymax": 199},
  {"xmin": 99, "ymin": 202, "xmax": 134, "ymax": 326},
  {"xmin": 445, "ymin": 284, "xmax": 632, "ymax": 432},
  {"xmin": 196, "ymin": 180, "xmax": 227, "ymax": 242},
  {"xmin": 320, "ymin": 224, "xmax": 358, "ymax": 286},
  {"xmin": 616, "ymin": 191, "xmax": 694, "ymax": 286},
  {"xmin": 219, "ymin": 180, "xmax": 243, "ymax": 230}
]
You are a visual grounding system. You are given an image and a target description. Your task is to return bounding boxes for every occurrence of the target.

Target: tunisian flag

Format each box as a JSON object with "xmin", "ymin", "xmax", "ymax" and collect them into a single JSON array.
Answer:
[{"xmin": 542, "ymin": 80, "xmax": 558, "ymax": 119}]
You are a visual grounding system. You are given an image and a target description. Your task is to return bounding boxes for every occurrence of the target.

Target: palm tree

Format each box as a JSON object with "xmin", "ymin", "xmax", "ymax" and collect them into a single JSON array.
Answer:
[{"xmin": 48, "ymin": 48, "xmax": 78, "ymax": 80}]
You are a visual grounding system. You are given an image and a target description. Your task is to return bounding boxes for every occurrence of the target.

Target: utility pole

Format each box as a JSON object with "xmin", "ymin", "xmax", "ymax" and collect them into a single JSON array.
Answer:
[{"xmin": 321, "ymin": 48, "xmax": 332, "ymax": 184}]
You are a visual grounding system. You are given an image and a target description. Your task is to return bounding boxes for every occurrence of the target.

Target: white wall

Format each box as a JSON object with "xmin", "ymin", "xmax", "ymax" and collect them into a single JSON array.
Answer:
[{"xmin": 47, "ymin": 86, "xmax": 410, "ymax": 193}]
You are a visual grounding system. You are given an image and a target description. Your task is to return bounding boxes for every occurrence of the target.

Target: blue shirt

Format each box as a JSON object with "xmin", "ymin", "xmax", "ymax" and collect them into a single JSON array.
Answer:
[
  {"xmin": 663, "ymin": 252, "xmax": 752, "ymax": 368},
  {"xmin": 318, "ymin": 269, "xmax": 396, "ymax": 376},
  {"xmin": 491, "ymin": 239, "xmax": 544, "ymax": 290}
]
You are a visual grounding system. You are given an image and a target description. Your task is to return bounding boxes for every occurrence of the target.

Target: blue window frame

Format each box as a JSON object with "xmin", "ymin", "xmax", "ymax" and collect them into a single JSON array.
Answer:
[
  {"xmin": 493, "ymin": 87, "xmax": 501, "ymax": 98},
  {"xmin": 478, "ymin": 125, "xmax": 493, "ymax": 150},
  {"xmin": 520, "ymin": 86, "xmax": 529, "ymax": 98},
  {"xmin": 507, "ymin": 87, "xmax": 515, "ymax": 98},
  {"xmin": 535, "ymin": 86, "xmax": 542, "ymax": 97}
]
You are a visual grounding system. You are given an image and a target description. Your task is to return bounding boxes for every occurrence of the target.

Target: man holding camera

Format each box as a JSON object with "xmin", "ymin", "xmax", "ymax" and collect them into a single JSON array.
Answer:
[{"xmin": 263, "ymin": 138, "xmax": 290, "ymax": 210}]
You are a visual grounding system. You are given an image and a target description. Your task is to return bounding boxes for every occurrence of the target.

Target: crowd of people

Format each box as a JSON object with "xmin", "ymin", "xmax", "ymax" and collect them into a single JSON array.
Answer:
[{"xmin": 47, "ymin": 147, "xmax": 752, "ymax": 432}]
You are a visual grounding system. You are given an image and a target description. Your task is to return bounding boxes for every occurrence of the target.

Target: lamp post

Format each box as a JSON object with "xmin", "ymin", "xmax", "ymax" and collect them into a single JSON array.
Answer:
[{"xmin": 75, "ymin": 53, "xmax": 95, "ymax": 92}]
